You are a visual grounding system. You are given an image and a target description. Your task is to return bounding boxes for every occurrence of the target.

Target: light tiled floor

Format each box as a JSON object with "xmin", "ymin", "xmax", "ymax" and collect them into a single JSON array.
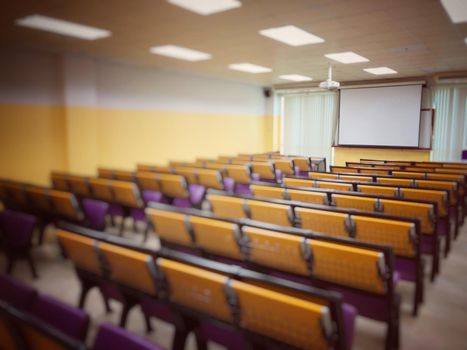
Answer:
[{"xmin": 1, "ymin": 219, "xmax": 467, "ymax": 350}]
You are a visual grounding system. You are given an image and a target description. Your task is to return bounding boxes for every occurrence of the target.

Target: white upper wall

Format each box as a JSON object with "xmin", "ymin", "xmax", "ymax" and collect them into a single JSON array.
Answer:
[
  {"xmin": 63, "ymin": 55, "xmax": 98, "ymax": 107},
  {"xmin": 0, "ymin": 49, "xmax": 63, "ymax": 105},
  {"xmin": 0, "ymin": 49, "xmax": 266, "ymax": 116},
  {"xmin": 96, "ymin": 61, "xmax": 266, "ymax": 116}
]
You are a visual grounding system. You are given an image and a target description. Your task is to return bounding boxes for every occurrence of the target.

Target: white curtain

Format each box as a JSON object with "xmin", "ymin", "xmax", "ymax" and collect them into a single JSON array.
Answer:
[
  {"xmin": 281, "ymin": 91, "xmax": 338, "ymax": 167},
  {"xmin": 431, "ymin": 86, "xmax": 467, "ymax": 161}
]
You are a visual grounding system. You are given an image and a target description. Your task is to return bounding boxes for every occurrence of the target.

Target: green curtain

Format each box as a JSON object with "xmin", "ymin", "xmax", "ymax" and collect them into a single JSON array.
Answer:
[
  {"xmin": 282, "ymin": 91, "xmax": 338, "ymax": 168},
  {"xmin": 432, "ymin": 86, "xmax": 467, "ymax": 161}
]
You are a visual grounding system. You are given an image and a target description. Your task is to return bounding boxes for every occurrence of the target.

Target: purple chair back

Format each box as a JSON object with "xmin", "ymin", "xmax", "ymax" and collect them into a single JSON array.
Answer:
[
  {"xmin": 0, "ymin": 300, "xmax": 86, "ymax": 350},
  {"xmin": 142, "ymin": 190, "xmax": 166, "ymax": 204},
  {"xmin": 130, "ymin": 208, "xmax": 146, "ymax": 222},
  {"xmin": 222, "ymin": 178, "xmax": 235, "ymax": 193},
  {"xmin": 81, "ymin": 198, "xmax": 109, "ymax": 231},
  {"xmin": 92, "ymin": 323, "xmax": 162, "ymax": 350},
  {"xmin": 0, "ymin": 210, "xmax": 36, "ymax": 248},
  {"xmin": 234, "ymin": 183, "xmax": 251, "ymax": 195},
  {"xmin": 0, "ymin": 274, "xmax": 37, "ymax": 310},
  {"xmin": 29, "ymin": 294, "xmax": 89, "ymax": 342},
  {"xmin": 196, "ymin": 320, "xmax": 247, "ymax": 349},
  {"xmin": 188, "ymin": 184, "xmax": 206, "ymax": 206}
]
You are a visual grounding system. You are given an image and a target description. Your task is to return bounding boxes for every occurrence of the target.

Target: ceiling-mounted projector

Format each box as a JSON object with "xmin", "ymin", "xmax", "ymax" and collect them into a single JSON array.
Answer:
[{"xmin": 319, "ymin": 64, "xmax": 340, "ymax": 90}]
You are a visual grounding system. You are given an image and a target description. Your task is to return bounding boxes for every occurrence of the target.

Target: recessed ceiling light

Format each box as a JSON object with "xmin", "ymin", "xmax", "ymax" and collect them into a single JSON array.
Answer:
[
  {"xmin": 15, "ymin": 14, "xmax": 111, "ymax": 40},
  {"xmin": 325, "ymin": 51, "xmax": 369, "ymax": 64},
  {"xmin": 259, "ymin": 25, "xmax": 324, "ymax": 46},
  {"xmin": 228, "ymin": 63, "xmax": 272, "ymax": 73},
  {"xmin": 465, "ymin": 37, "xmax": 467, "ymax": 45},
  {"xmin": 363, "ymin": 67, "xmax": 398, "ymax": 75},
  {"xmin": 440, "ymin": 0, "xmax": 467, "ymax": 23},
  {"xmin": 279, "ymin": 74, "xmax": 313, "ymax": 82},
  {"xmin": 149, "ymin": 45, "xmax": 211, "ymax": 61},
  {"xmin": 167, "ymin": 0, "xmax": 241, "ymax": 15}
]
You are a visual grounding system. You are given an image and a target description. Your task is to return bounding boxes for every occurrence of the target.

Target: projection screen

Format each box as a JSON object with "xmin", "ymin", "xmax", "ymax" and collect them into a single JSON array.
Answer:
[{"xmin": 338, "ymin": 85, "xmax": 423, "ymax": 147}]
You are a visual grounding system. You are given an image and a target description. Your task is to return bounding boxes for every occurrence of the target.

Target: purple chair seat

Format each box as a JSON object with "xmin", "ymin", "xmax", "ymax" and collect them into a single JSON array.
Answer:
[
  {"xmin": 275, "ymin": 169, "xmax": 283, "ymax": 180},
  {"xmin": 82, "ymin": 199, "xmax": 109, "ymax": 231},
  {"xmin": 29, "ymin": 294, "xmax": 90, "ymax": 341},
  {"xmin": 269, "ymin": 270, "xmax": 400, "ymax": 323},
  {"xmin": 98, "ymin": 282, "xmax": 126, "ymax": 304},
  {"xmin": 0, "ymin": 210, "xmax": 36, "ymax": 248},
  {"xmin": 189, "ymin": 184, "xmax": 206, "ymax": 205},
  {"xmin": 223, "ymin": 178, "xmax": 235, "ymax": 193},
  {"xmin": 142, "ymin": 190, "xmax": 167, "ymax": 205},
  {"xmin": 257, "ymin": 178, "xmax": 277, "ymax": 183},
  {"xmin": 140, "ymin": 299, "xmax": 173, "ymax": 324},
  {"xmin": 213, "ymin": 256, "xmax": 247, "ymax": 267},
  {"xmin": 172, "ymin": 185, "xmax": 206, "ymax": 208},
  {"xmin": 342, "ymin": 303, "xmax": 357, "ymax": 350},
  {"xmin": 421, "ymin": 234, "xmax": 436, "ymax": 255},
  {"xmin": 234, "ymin": 183, "xmax": 251, "ymax": 195},
  {"xmin": 109, "ymin": 203, "xmax": 125, "ymax": 217},
  {"xmin": 0, "ymin": 274, "xmax": 37, "ymax": 310},
  {"xmin": 130, "ymin": 208, "xmax": 146, "ymax": 222},
  {"xmin": 196, "ymin": 320, "xmax": 247, "ymax": 349},
  {"xmin": 172, "ymin": 198, "xmax": 192, "ymax": 208},
  {"xmin": 394, "ymin": 257, "xmax": 417, "ymax": 282},
  {"xmin": 107, "ymin": 203, "xmax": 125, "ymax": 229},
  {"xmin": 331, "ymin": 271, "xmax": 400, "ymax": 323},
  {"xmin": 195, "ymin": 301, "xmax": 355, "ymax": 350},
  {"xmin": 393, "ymin": 271, "xmax": 401, "ymax": 285},
  {"xmin": 92, "ymin": 323, "xmax": 163, "ymax": 350},
  {"xmin": 0, "ymin": 210, "xmax": 38, "ymax": 278},
  {"xmin": 252, "ymin": 170, "xmax": 282, "ymax": 182},
  {"xmin": 232, "ymin": 173, "xmax": 260, "ymax": 195},
  {"xmin": 436, "ymin": 219, "xmax": 449, "ymax": 237},
  {"xmin": 443, "ymin": 207, "xmax": 457, "ymax": 238},
  {"xmin": 165, "ymin": 245, "xmax": 200, "ymax": 256},
  {"xmin": 329, "ymin": 285, "xmax": 388, "ymax": 322}
]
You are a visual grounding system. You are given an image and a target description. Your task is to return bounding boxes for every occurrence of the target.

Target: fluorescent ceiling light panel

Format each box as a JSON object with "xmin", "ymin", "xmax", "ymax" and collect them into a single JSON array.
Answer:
[
  {"xmin": 15, "ymin": 14, "xmax": 111, "ymax": 40},
  {"xmin": 363, "ymin": 67, "xmax": 398, "ymax": 75},
  {"xmin": 149, "ymin": 45, "xmax": 211, "ymax": 61},
  {"xmin": 440, "ymin": 0, "xmax": 467, "ymax": 23},
  {"xmin": 259, "ymin": 25, "xmax": 324, "ymax": 46},
  {"xmin": 228, "ymin": 63, "xmax": 272, "ymax": 73},
  {"xmin": 167, "ymin": 0, "xmax": 241, "ymax": 15},
  {"xmin": 279, "ymin": 74, "xmax": 313, "ymax": 81},
  {"xmin": 325, "ymin": 51, "xmax": 369, "ymax": 64}
]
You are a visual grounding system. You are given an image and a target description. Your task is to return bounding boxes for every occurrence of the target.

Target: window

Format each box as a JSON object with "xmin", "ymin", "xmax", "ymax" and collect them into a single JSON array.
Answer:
[
  {"xmin": 432, "ymin": 85, "xmax": 467, "ymax": 161},
  {"xmin": 279, "ymin": 91, "xmax": 338, "ymax": 167}
]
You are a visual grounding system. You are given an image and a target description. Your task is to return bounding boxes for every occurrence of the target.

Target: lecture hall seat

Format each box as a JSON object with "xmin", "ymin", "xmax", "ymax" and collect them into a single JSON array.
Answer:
[
  {"xmin": 0, "ymin": 210, "xmax": 38, "ymax": 278},
  {"xmin": 81, "ymin": 198, "xmax": 110, "ymax": 231},
  {"xmin": 92, "ymin": 323, "xmax": 163, "ymax": 350},
  {"xmin": 0, "ymin": 274, "xmax": 37, "ymax": 310},
  {"xmin": 29, "ymin": 294, "xmax": 90, "ymax": 342}
]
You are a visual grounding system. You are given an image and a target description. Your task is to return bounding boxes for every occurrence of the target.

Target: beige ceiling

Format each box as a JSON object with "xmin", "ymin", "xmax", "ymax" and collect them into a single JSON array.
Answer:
[{"xmin": 1, "ymin": 0, "xmax": 467, "ymax": 86}]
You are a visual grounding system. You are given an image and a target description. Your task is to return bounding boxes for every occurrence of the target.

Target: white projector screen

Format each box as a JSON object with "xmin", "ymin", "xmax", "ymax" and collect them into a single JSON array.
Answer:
[{"xmin": 338, "ymin": 85, "xmax": 422, "ymax": 147}]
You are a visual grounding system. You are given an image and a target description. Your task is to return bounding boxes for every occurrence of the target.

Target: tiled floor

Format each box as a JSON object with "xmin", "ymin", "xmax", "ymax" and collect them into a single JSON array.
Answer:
[{"xmin": 1, "ymin": 219, "xmax": 467, "ymax": 350}]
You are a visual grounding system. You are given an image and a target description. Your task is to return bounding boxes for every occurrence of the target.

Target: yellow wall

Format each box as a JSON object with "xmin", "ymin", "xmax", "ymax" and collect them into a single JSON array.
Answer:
[
  {"xmin": 0, "ymin": 103, "xmax": 270, "ymax": 183},
  {"xmin": 2, "ymin": 103, "xmax": 435, "ymax": 185},
  {"xmin": 0, "ymin": 104, "xmax": 67, "ymax": 185},
  {"xmin": 333, "ymin": 147, "xmax": 431, "ymax": 166},
  {"xmin": 65, "ymin": 107, "xmax": 99, "ymax": 175},
  {"xmin": 263, "ymin": 115, "xmax": 277, "ymax": 152},
  {"xmin": 96, "ymin": 108, "xmax": 268, "ymax": 169}
]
